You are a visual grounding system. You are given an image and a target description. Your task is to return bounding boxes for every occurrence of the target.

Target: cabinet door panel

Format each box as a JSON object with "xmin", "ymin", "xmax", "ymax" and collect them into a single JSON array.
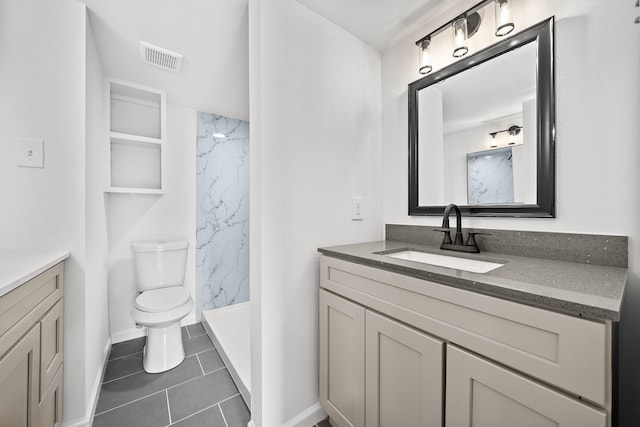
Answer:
[
  {"xmin": 40, "ymin": 299, "xmax": 63, "ymax": 399},
  {"xmin": 445, "ymin": 346, "xmax": 606, "ymax": 427},
  {"xmin": 0, "ymin": 325, "xmax": 41, "ymax": 427},
  {"xmin": 365, "ymin": 311, "xmax": 444, "ymax": 427},
  {"xmin": 319, "ymin": 290, "xmax": 365, "ymax": 427},
  {"xmin": 39, "ymin": 366, "xmax": 63, "ymax": 427}
]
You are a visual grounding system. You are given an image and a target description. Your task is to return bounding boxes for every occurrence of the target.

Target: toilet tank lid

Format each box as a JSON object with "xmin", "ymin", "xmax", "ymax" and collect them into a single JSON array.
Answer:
[{"xmin": 131, "ymin": 240, "xmax": 189, "ymax": 253}]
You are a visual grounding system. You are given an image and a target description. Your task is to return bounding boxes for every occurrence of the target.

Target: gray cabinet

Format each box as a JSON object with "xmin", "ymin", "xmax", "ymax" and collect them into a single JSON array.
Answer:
[
  {"xmin": 319, "ymin": 289, "xmax": 365, "ymax": 427},
  {"xmin": 446, "ymin": 346, "xmax": 606, "ymax": 427},
  {"xmin": 365, "ymin": 310, "xmax": 444, "ymax": 427},
  {"xmin": 320, "ymin": 289, "xmax": 445, "ymax": 427},
  {"xmin": 0, "ymin": 262, "xmax": 64, "ymax": 427},
  {"xmin": 0, "ymin": 325, "xmax": 40, "ymax": 426},
  {"xmin": 319, "ymin": 256, "xmax": 611, "ymax": 427}
]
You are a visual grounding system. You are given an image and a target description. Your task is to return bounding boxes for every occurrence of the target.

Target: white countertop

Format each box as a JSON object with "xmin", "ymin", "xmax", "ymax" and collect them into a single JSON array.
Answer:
[{"xmin": 0, "ymin": 251, "xmax": 70, "ymax": 298}]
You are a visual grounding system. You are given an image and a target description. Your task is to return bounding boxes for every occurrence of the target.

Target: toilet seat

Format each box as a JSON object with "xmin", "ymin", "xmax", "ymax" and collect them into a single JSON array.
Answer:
[{"xmin": 136, "ymin": 286, "xmax": 191, "ymax": 313}]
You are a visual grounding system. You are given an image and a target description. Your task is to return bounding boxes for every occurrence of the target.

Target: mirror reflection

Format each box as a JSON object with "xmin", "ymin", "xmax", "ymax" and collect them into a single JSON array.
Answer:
[
  {"xmin": 408, "ymin": 17, "xmax": 555, "ymax": 217},
  {"xmin": 418, "ymin": 41, "xmax": 537, "ymax": 207}
]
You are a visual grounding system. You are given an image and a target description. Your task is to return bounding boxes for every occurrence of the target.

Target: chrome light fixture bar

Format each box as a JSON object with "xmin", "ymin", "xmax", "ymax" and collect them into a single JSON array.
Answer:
[
  {"xmin": 415, "ymin": 0, "xmax": 517, "ymax": 74},
  {"xmin": 489, "ymin": 125, "xmax": 522, "ymax": 147}
]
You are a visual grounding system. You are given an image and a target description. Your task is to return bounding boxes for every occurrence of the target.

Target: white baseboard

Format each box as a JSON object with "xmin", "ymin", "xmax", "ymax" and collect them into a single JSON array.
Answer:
[
  {"xmin": 110, "ymin": 326, "xmax": 146, "ymax": 344},
  {"xmin": 110, "ymin": 314, "xmax": 198, "ymax": 344},
  {"xmin": 283, "ymin": 403, "xmax": 327, "ymax": 427},
  {"xmin": 62, "ymin": 337, "xmax": 112, "ymax": 427},
  {"xmin": 246, "ymin": 403, "xmax": 325, "ymax": 427}
]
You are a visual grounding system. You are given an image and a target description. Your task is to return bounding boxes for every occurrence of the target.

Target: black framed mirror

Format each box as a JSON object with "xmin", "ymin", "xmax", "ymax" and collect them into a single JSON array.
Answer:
[{"xmin": 409, "ymin": 17, "xmax": 555, "ymax": 217}]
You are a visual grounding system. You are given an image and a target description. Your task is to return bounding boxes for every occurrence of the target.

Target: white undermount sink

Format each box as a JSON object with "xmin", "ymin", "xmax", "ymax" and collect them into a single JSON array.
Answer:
[{"xmin": 385, "ymin": 250, "xmax": 504, "ymax": 273}]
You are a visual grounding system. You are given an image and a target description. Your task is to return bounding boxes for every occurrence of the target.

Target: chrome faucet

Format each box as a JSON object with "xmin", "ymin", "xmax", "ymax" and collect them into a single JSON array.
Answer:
[{"xmin": 435, "ymin": 203, "xmax": 489, "ymax": 253}]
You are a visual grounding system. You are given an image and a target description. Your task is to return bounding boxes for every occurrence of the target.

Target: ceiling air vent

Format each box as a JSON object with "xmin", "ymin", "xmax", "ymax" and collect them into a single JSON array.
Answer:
[{"xmin": 139, "ymin": 41, "xmax": 183, "ymax": 72}]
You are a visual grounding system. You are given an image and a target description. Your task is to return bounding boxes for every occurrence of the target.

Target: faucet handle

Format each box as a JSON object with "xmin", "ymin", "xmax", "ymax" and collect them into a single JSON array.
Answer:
[
  {"xmin": 433, "ymin": 227, "xmax": 453, "ymax": 244},
  {"xmin": 466, "ymin": 231, "xmax": 491, "ymax": 247}
]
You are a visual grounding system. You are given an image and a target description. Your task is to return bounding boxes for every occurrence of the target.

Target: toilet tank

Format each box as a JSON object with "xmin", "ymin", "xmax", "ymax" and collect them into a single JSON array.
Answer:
[{"xmin": 131, "ymin": 240, "xmax": 189, "ymax": 291}]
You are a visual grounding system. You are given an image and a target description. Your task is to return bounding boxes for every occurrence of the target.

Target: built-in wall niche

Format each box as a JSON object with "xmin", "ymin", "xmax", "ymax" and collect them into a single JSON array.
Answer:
[{"xmin": 106, "ymin": 79, "xmax": 166, "ymax": 194}]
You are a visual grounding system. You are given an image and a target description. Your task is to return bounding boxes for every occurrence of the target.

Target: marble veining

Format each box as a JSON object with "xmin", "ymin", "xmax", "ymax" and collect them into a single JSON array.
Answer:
[
  {"xmin": 467, "ymin": 147, "xmax": 514, "ymax": 204},
  {"xmin": 196, "ymin": 112, "xmax": 249, "ymax": 318}
]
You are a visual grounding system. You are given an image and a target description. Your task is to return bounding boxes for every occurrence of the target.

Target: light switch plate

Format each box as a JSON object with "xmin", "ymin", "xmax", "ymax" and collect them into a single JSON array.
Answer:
[
  {"xmin": 352, "ymin": 196, "xmax": 364, "ymax": 221},
  {"xmin": 16, "ymin": 138, "xmax": 44, "ymax": 168}
]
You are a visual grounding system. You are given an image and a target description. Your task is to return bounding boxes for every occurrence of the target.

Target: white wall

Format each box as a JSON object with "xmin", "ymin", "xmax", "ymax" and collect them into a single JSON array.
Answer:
[
  {"xmin": 0, "ymin": 0, "xmax": 111, "ymax": 424},
  {"xmin": 381, "ymin": 0, "xmax": 640, "ymax": 423},
  {"xmin": 85, "ymin": 12, "xmax": 111, "ymax": 421},
  {"xmin": 249, "ymin": 0, "xmax": 383, "ymax": 425},
  {"xmin": 107, "ymin": 103, "xmax": 197, "ymax": 342}
]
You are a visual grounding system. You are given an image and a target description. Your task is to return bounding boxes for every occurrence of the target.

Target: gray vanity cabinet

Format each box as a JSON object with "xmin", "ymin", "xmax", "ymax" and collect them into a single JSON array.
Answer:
[
  {"xmin": 319, "ymin": 255, "xmax": 611, "ymax": 427},
  {"xmin": 0, "ymin": 262, "xmax": 64, "ymax": 427},
  {"xmin": 364, "ymin": 310, "xmax": 444, "ymax": 427},
  {"xmin": 446, "ymin": 346, "xmax": 606, "ymax": 427},
  {"xmin": 319, "ymin": 290, "xmax": 444, "ymax": 427}
]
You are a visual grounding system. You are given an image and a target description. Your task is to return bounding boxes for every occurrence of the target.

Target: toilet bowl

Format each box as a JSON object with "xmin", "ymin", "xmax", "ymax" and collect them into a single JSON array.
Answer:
[{"xmin": 131, "ymin": 240, "xmax": 192, "ymax": 373}]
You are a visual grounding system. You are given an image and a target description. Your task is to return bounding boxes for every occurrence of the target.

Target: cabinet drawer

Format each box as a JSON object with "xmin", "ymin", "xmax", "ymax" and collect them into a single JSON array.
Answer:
[
  {"xmin": 0, "ymin": 263, "xmax": 64, "ymax": 356},
  {"xmin": 40, "ymin": 300, "xmax": 63, "ymax": 400},
  {"xmin": 320, "ymin": 256, "xmax": 609, "ymax": 406},
  {"xmin": 446, "ymin": 345, "xmax": 606, "ymax": 427}
]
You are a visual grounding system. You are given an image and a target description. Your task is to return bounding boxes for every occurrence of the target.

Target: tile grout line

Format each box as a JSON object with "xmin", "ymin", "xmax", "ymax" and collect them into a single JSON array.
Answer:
[
  {"xmin": 107, "ymin": 349, "xmax": 144, "ymax": 363},
  {"xmin": 94, "ymin": 389, "xmax": 166, "ymax": 417},
  {"xmin": 164, "ymin": 366, "xmax": 228, "ymax": 393},
  {"xmin": 219, "ymin": 403, "xmax": 230, "ymax": 427},
  {"xmin": 102, "ymin": 368, "xmax": 145, "ymax": 385},
  {"xmin": 166, "ymin": 389, "xmax": 172, "ymax": 425},
  {"xmin": 167, "ymin": 393, "xmax": 240, "ymax": 426},
  {"xmin": 196, "ymin": 353, "xmax": 205, "ymax": 376}
]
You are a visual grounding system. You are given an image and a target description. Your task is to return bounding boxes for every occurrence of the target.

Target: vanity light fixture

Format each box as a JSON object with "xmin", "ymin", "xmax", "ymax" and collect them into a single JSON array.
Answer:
[
  {"xmin": 417, "ymin": 37, "xmax": 433, "ymax": 74},
  {"xmin": 212, "ymin": 132, "xmax": 226, "ymax": 138},
  {"xmin": 489, "ymin": 133, "xmax": 498, "ymax": 148},
  {"xmin": 488, "ymin": 125, "xmax": 522, "ymax": 147},
  {"xmin": 414, "ymin": 0, "xmax": 505, "ymax": 73},
  {"xmin": 452, "ymin": 17, "xmax": 470, "ymax": 57},
  {"xmin": 495, "ymin": 0, "xmax": 515, "ymax": 36}
]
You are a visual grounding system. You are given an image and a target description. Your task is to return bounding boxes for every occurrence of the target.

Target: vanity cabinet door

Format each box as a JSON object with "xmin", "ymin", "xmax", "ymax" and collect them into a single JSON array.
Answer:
[
  {"xmin": 365, "ymin": 310, "xmax": 444, "ymax": 427},
  {"xmin": 445, "ymin": 346, "xmax": 607, "ymax": 427},
  {"xmin": 319, "ymin": 290, "xmax": 365, "ymax": 427},
  {"xmin": 0, "ymin": 324, "xmax": 41, "ymax": 427}
]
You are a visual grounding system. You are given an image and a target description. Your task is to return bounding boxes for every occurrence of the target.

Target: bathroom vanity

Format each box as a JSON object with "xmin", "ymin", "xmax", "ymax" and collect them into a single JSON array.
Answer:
[
  {"xmin": 0, "ymin": 252, "xmax": 67, "ymax": 427},
  {"xmin": 318, "ymin": 235, "xmax": 626, "ymax": 427}
]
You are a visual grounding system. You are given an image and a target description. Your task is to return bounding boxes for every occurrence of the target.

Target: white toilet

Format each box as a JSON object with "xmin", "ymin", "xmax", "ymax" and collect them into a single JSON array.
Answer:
[{"xmin": 131, "ymin": 240, "xmax": 193, "ymax": 373}]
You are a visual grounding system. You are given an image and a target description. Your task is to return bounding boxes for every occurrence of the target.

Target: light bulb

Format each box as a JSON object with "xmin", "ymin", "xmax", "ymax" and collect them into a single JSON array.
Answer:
[
  {"xmin": 495, "ymin": 0, "xmax": 515, "ymax": 36},
  {"xmin": 418, "ymin": 39, "xmax": 433, "ymax": 74},
  {"xmin": 452, "ymin": 17, "xmax": 469, "ymax": 58}
]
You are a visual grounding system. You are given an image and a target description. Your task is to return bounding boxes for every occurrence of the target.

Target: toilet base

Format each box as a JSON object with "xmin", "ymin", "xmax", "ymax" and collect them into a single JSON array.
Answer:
[{"xmin": 143, "ymin": 322, "xmax": 185, "ymax": 373}]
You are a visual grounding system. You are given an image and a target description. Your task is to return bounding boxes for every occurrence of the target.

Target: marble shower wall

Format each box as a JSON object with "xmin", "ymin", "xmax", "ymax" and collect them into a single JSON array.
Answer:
[
  {"xmin": 467, "ymin": 146, "xmax": 514, "ymax": 205},
  {"xmin": 196, "ymin": 112, "xmax": 249, "ymax": 318}
]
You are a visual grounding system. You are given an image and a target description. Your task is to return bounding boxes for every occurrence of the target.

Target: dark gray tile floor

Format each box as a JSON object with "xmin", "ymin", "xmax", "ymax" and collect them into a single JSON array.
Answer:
[
  {"xmin": 314, "ymin": 418, "xmax": 331, "ymax": 427},
  {"xmin": 93, "ymin": 323, "xmax": 250, "ymax": 427}
]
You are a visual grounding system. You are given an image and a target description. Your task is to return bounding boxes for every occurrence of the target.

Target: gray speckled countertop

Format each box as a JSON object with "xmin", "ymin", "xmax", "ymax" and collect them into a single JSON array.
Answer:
[{"xmin": 318, "ymin": 241, "xmax": 626, "ymax": 322}]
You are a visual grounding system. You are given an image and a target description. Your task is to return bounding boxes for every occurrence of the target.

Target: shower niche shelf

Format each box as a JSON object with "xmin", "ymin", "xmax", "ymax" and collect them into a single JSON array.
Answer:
[{"xmin": 106, "ymin": 79, "xmax": 166, "ymax": 194}]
